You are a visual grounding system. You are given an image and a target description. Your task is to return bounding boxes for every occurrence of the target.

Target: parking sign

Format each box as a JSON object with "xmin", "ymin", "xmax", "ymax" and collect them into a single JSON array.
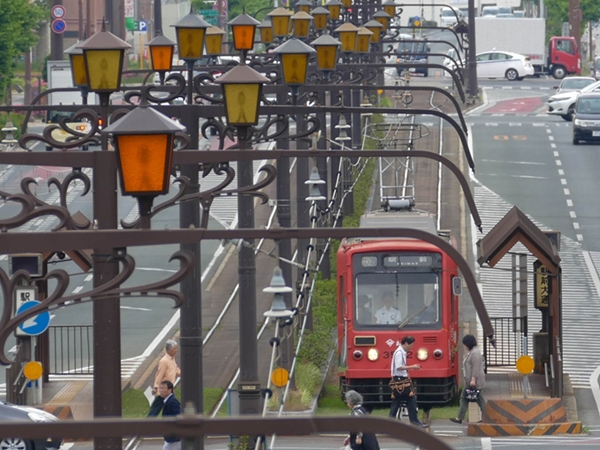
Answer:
[{"xmin": 139, "ymin": 20, "xmax": 148, "ymax": 32}]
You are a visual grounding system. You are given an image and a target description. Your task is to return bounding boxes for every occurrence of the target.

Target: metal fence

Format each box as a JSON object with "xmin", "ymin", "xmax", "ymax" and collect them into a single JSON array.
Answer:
[
  {"xmin": 484, "ymin": 317, "xmax": 526, "ymax": 370},
  {"xmin": 48, "ymin": 325, "xmax": 93, "ymax": 375}
]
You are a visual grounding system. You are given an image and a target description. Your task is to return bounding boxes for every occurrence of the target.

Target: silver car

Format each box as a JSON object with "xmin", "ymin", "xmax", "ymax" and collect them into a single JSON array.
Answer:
[{"xmin": 547, "ymin": 79, "xmax": 600, "ymax": 121}]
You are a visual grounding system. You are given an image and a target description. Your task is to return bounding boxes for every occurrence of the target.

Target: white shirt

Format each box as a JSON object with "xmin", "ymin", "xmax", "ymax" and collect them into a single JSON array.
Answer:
[
  {"xmin": 391, "ymin": 345, "xmax": 408, "ymax": 377},
  {"xmin": 375, "ymin": 306, "xmax": 401, "ymax": 324}
]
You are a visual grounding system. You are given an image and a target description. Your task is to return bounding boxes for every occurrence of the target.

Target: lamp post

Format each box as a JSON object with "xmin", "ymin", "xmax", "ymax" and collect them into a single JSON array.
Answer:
[
  {"xmin": 373, "ymin": 10, "xmax": 391, "ymax": 33},
  {"xmin": 216, "ymin": 64, "xmax": 269, "ymax": 416},
  {"xmin": 102, "ymin": 100, "xmax": 185, "ymax": 229},
  {"xmin": 295, "ymin": 0, "xmax": 313, "ymax": 14},
  {"xmin": 258, "ymin": 19, "xmax": 274, "ymax": 46},
  {"xmin": 334, "ymin": 22, "xmax": 359, "ymax": 60},
  {"xmin": 205, "ymin": 26, "xmax": 226, "ymax": 56},
  {"xmin": 65, "ymin": 41, "xmax": 89, "ymax": 105},
  {"xmin": 272, "ymin": 38, "xmax": 316, "ymax": 104},
  {"xmin": 77, "ymin": 21, "xmax": 130, "ymax": 450},
  {"xmin": 172, "ymin": 10, "xmax": 210, "ymax": 103},
  {"xmin": 290, "ymin": 11, "xmax": 313, "ymax": 41},
  {"xmin": 147, "ymin": 33, "xmax": 176, "ymax": 85},
  {"xmin": 363, "ymin": 19, "xmax": 383, "ymax": 48},
  {"xmin": 228, "ymin": 12, "xmax": 260, "ymax": 61},
  {"xmin": 310, "ymin": 7, "xmax": 330, "ymax": 33},
  {"xmin": 383, "ymin": 0, "xmax": 397, "ymax": 18},
  {"xmin": 325, "ymin": 0, "xmax": 343, "ymax": 22},
  {"xmin": 268, "ymin": 7, "xmax": 294, "ymax": 43}
]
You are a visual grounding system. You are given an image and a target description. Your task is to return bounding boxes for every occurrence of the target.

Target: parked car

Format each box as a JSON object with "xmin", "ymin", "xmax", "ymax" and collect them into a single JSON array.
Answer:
[
  {"xmin": 444, "ymin": 50, "xmax": 533, "ymax": 81},
  {"xmin": 547, "ymin": 79, "xmax": 600, "ymax": 121},
  {"xmin": 572, "ymin": 92, "xmax": 600, "ymax": 144},
  {"xmin": 0, "ymin": 400, "xmax": 62, "ymax": 450},
  {"xmin": 593, "ymin": 57, "xmax": 600, "ymax": 80},
  {"xmin": 554, "ymin": 76, "xmax": 595, "ymax": 94}
]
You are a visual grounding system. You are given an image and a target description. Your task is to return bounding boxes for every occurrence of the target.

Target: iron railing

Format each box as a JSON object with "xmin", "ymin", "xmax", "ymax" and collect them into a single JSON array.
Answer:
[
  {"xmin": 484, "ymin": 317, "xmax": 527, "ymax": 370},
  {"xmin": 48, "ymin": 325, "xmax": 93, "ymax": 375}
]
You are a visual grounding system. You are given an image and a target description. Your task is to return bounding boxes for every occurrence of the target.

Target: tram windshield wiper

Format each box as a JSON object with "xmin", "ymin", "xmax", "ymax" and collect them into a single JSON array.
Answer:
[{"xmin": 396, "ymin": 297, "xmax": 434, "ymax": 331}]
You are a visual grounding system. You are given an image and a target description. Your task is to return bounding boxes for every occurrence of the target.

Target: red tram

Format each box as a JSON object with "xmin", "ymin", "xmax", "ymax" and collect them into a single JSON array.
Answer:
[{"xmin": 337, "ymin": 214, "xmax": 461, "ymax": 406}]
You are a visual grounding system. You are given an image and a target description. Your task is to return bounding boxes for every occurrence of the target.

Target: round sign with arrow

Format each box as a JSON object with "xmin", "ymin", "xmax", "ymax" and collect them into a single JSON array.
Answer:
[{"xmin": 16, "ymin": 301, "xmax": 51, "ymax": 336}]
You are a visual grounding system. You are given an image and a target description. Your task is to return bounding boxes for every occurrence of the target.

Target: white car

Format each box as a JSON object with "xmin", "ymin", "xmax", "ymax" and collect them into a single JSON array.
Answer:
[
  {"xmin": 547, "ymin": 79, "xmax": 600, "ymax": 121},
  {"xmin": 444, "ymin": 50, "xmax": 534, "ymax": 81},
  {"xmin": 554, "ymin": 76, "xmax": 595, "ymax": 94}
]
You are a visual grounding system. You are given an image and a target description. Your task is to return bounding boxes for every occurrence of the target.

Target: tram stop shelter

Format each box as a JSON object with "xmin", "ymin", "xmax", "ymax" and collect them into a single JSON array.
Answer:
[{"xmin": 474, "ymin": 206, "xmax": 581, "ymax": 436}]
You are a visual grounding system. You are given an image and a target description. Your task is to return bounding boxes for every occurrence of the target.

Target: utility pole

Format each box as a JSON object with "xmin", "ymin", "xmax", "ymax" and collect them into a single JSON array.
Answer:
[{"xmin": 569, "ymin": 0, "xmax": 582, "ymax": 55}]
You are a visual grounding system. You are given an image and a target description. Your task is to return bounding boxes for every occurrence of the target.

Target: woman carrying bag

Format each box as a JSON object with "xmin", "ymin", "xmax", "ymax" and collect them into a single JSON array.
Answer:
[
  {"xmin": 343, "ymin": 390, "xmax": 380, "ymax": 450},
  {"xmin": 450, "ymin": 334, "xmax": 487, "ymax": 424}
]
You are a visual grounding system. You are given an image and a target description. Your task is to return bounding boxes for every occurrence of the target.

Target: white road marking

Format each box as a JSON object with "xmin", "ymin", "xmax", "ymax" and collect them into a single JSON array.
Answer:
[
  {"xmin": 570, "ymin": 211, "xmax": 577, "ymax": 218},
  {"xmin": 573, "ymin": 222, "xmax": 580, "ymax": 229},
  {"xmin": 481, "ymin": 160, "xmax": 544, "ymax": 165},
  {"xmin": 564, "ymin": 188, "xmax": 570, "ymax": 195},
  {"xmin": 567, "ymin": 199, "xmax": 573, "ymax": 206},
  {"xmin": 120, "ymin": 306, "xmax": 152, "ymax": 312},
  {"xmin": 481, "ymin": 437, "xmax": 492, "ymax": 450}
]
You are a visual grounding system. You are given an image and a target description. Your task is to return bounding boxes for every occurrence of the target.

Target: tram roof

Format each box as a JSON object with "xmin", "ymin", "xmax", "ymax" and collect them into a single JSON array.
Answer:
[{"xmin": 347, "ymin": 210, "xmax": 439, "ymax": 243}]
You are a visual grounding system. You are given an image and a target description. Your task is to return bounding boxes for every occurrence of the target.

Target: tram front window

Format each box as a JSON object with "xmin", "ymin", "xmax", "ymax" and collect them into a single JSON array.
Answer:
[{"xmin": 355, "ymin": 273, "xmax": 440, "ymax": 328}]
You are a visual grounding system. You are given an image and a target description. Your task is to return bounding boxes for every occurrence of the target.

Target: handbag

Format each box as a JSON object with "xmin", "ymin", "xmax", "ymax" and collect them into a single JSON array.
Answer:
[
  {"xmin": 389, "ymin": 377, "xmax": 415, "ymax": 399},
  {"xmin": 464, "ymin": 387, "xmax": 480, "ymax": 402}
]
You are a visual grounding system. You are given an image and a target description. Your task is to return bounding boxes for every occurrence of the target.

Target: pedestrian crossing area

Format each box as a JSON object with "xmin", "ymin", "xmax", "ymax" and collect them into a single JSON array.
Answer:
[
  {"xmin": 474, "ymin": 184, "xmax": 600, "ymax": 389},
  {"xmin": 0, "ymin": 355, "xmax": 146, "ymax": 399}
]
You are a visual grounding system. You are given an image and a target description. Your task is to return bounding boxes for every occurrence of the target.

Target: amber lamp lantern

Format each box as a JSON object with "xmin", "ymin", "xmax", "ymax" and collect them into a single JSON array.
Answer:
[
  {"xmin": 295, "ymin": 0, "xmax": 312, "ymax": 14},
  {"xmin": 171, "ymin": 9, "xmax": 210, "ymax": 62},
  {"xmin": 102, "ymin": 101, "xmax": 185, "ymax": 227},
  {"xmin": 77, "ymin": 20, "xmax": 130, "ymax": 100},
  {"xmin": 273, "ymin": 38, "xmax": 315, "ymax": 101},
  {"xmin": 356, "ymin": 27, "xmax": 373, "ymax": 54},
  {"xmin": 364, "ymin": 19, "xmax": 383, "ymax": 44},
  {"xmin": 205, "ymin": 26, "xmax": 226, "ymax": 55},
  {"xmin": 310, "ymin": 34, "xmax": 341, "ymax": 77},
  {"xmin": 325, "ymin": 0, "xmax": 343, "ymax": 21},
  {"xmin": 310, "ymin": 7, "xmax": 330, "ymax": 31},
  {"xmin": 291, "ymin": 11, "xmax": 313, "ymax": 39},
  {"xmin": 258, "ymin": 19, "xmax": 274, "ymax": 45},
  {"xmin": 268, "ymin": 7, "xmax": 294, "ymax": 41},
  {"xmin": 334, "ymin": 22, "xmax": 359, "ymax": 54},
  {"xmin": 147, "ymin": 33, "xmax": 176, "ymax": 85},
  {"xmin": 374, "ymin": 10, "xmax": 391, "ymax": 32},
  {"xmin": 383, "ymin": 0, "xmax": 397, "ymax": 18},
  {"xmin": 229, "ymin": 12, "xmax": 260, "ymax": 54},
  {"xmin": 216, "ymin": 65, "xmax": 269, "ymax": 127}
]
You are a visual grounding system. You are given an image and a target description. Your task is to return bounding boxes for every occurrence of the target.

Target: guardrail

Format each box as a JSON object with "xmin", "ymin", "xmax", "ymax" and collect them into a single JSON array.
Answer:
[
  {"xmin": 484, "ymin": 317, "xmax": 526, "ymax": 370},
  {"xmin": 48, "ymin": 325, "xmax": 93, "ymax": 375}
]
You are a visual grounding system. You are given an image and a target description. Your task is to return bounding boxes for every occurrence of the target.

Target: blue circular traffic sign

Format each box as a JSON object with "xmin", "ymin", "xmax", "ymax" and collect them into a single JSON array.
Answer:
[
  {"xmin": 52, "ymin": 19, "xmax": 66, "ymax": 34},
  {"xmin": 17, "ymin": 301, "xmax": 50, "ymax": 336}
]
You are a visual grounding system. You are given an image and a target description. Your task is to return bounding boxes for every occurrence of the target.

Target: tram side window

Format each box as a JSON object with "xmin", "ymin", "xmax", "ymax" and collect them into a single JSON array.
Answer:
[{"xmin": 355, "ymin": 273, "xmax": 440, "ymax": 327}]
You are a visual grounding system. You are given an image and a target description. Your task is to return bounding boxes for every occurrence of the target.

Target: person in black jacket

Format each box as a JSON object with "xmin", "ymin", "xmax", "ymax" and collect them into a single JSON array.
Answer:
[
  {"xmin": 342, "ymin": 390, "xmax": 380, "ymax": 450},
  {"xmin": 159, "ymin": 380, "xmax": 181, "ymax": 450}
]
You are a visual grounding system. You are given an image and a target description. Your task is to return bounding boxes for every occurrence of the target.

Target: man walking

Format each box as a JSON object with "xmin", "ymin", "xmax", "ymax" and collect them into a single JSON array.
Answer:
[
  {"xmin": 149, "ymin": 340, "xmax": 181, "ymax": 416},
  {"xmin": 389, "ymin": 336, "xmax": 427, "ymax": 428},
  {"xmin": 159, "ymin": 380, "xmax": 181, "ymax": 450}
]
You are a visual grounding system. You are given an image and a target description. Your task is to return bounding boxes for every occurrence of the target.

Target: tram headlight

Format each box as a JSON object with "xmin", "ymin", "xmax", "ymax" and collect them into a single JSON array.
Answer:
[
  {"xmin": 417, "ymin": 348, "xmax": 428, "ymax": 361},
  {"xmin": 367, "ymin": 348, "xmax": 379, "ymax": 361},
  {"xmin": 353, "ymin": 350, "xmax": 363, "ymax": 360},
  {"xmin": 433, "ymin": 349, "xmax": 443, "ymax": 359}
]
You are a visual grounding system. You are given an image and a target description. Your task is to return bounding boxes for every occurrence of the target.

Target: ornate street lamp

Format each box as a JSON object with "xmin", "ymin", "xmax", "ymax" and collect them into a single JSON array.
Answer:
[
  {"xmin": 268, "ymin": 7, "xmax": 294, "ymax": 42},
  {"xmin": 363, "ymin": 19, "xmax": 383, "ymax": 45},
  {"xmin": 77, "ymin": 20, "xmax": 130, "ymax": 106},
  {"xmin": 228, "ymin": 12, "xmax": 260, "ymax": 60},
  {"xmin": 310, "ymin": 6, "xmax": 330, "ymax": 32},
  {"xmin": 295, "ymin": 0, "xmax": 313, "ymax": 14},
  {"xmin": 291, "ymin": 11, "xmax": 313, "ymax": 39},
  {"xmin": 383, "ymin": 0, "xmax": 397, "ymax": 18},
  {"xmin": 102, "ymin": 101, "xmax": 185, "ymax": 228},
  {"xmin": 310, "ymin": 34, "xmax": 341, "ymax": 79},
  {"xmin": 356, "ymin": 27, "xmax": 373, "ymax": 54},
  {"xmin": 205, "ymin": 26, "xmax": 226, "ymax": 56},
  {"xmin": 147, "ymin": 33, "xmax": 176, "ymax": 85},
  {"xmin": 172, "ymin": 9, "xmax": 210, "ymax": 62},
  {"xmin": 216, "ymin": 65, "xmax": 269, "ymax": 127},
  {"xmin": 258, "ymin": 19, "xmax": 274, "ymax": 45},
  {"xmin": 273, "ymin": 38, "xmax": 315, "ymax": 102},
  {"xmin": 334, "ymin": 22, "xmax": 358, "ymax": 54},
  {"xmin": 64, "ymin": 41, "xmax": 91, "ymax": 106},
  {"xmin": 325, "ymin": 0, "xmax": 343, "ymax": 21},
  {"xmin": 373, "ymin": 10, "xmax": 392, "ymax": 32},
  {"xmin": 340, "ymin": 0, "xmax": 352, "ymax": 9}
]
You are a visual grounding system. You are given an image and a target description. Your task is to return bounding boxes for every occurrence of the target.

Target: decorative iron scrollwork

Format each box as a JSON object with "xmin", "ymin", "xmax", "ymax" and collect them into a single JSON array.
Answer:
[
  {"xmin": 0, "ymin": 250, "xmax": 195, "ymax": 365},
  {"xmin": 19, "ymin": 108, "xmax": 100, "ymax": 151},
  {"xmin": 0, "ymin": 170, "xmax": 92, "ymax": 232}
]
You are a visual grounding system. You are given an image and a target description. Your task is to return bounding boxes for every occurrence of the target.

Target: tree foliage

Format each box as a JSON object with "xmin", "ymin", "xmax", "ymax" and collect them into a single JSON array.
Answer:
[
  {"xmin": 229, "ymin": 0, "xmax": 273, "ymax": 22},
  {"xmin": 545, "ymin": 0, "xmax": 600, "ymax": 39},
  {"xmin": 0, "ymin": 0, "xmax": 45, "ymax": 103}
]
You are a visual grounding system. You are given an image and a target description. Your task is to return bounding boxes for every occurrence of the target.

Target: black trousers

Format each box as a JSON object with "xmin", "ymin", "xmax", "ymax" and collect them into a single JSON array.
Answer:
[{"xmin": 388, "ymin": 377, "xmax": 419, "ymax": 423}]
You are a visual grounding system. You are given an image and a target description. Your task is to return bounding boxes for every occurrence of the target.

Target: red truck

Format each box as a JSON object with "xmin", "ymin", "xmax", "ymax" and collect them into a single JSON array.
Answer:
[{"xmin": 475, "ymin": 18, "xmax": 581, "ymax": 79}]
